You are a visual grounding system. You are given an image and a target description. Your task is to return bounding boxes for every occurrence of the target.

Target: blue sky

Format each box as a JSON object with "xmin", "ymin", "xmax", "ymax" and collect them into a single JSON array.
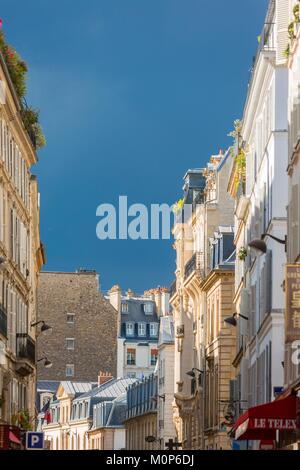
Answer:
[{"xmin": 1, "ymin": 0, "xmax": 268, "ymax": 293}]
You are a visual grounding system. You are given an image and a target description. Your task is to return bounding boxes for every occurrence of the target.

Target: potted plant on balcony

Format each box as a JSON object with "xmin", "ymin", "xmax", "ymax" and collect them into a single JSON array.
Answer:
[
  {"xmin": 238, "ymin": 247, "xmax": 247, "ymax": 261},
  {"xmin": 172, "ymin": 198, "xmax": 184, "ymax": 216},
  {"xmin": 0, "ymin": 23, "xmax": 46, "ymax": 149},
  {"xmin": 288, "ymin": 21, "xmax": 296, "ymax": 39},
  {"xmin": 283, "ymin": 44, "xmax": 290, "ymax": 58},
  {"xmin": 12, "ymin": 410, "xmax": 33, "ymax": 430}
]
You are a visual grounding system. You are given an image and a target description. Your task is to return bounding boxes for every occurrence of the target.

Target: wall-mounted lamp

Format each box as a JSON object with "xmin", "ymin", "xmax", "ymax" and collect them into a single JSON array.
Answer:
[
  {"xmin": 151, "ymin": 394, "xmax": 165, "ymax": 402},
  {"xmin": 248, "ymin": 233, "xmax": 287, "ymax": 254},
  {"xmin": 224, "ymin": 313, "xmax": 248, "ymax": 327},
  {"xmin": 31, "ymin": 320, "xmax": 52, "ymax": 334},
  {"xmin": 37, "ymin": 356, "xmax": 53, "ymax": 368},
  {"xmin": 186, "ymin": 368, "xmax": 203, "ymax": 378}
]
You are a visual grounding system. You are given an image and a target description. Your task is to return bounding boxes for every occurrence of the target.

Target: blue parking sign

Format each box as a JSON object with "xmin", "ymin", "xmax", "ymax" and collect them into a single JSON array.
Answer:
[{"xmin": 26, "ymin": 432, "xmax": 44, "ymax": 450}]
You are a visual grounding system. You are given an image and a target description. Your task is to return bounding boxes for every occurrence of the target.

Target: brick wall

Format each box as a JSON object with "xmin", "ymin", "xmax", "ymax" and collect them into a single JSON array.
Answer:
[{"xmin": 37, "ymin": 271, "xmax": 117, "ymax": 381}]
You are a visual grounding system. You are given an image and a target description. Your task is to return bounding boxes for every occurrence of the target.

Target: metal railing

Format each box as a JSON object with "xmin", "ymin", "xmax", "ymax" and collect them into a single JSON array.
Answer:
[
  {"xmin": 246, "ymin": 0, "xmax": 275, "ymax": 107},
  {"xmin": 16, "ymin": 333, "xmax": 36, "ymax": 364},
  {"xmin": 0, "ymin": 305, "xmax": 7, "ymax": 338},
  {"xmin": 184, "ymin": 252, "xmax": 205, "ymax": 280}
]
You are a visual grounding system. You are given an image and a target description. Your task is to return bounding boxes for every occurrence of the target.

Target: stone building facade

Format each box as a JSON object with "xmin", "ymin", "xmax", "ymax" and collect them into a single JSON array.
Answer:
[
  {"xmin": 170, "ymin": 151, "xmax": 235, "ymax": 449},
  {"xmin": 37, "ymin": 270, "xmax": 118, "ymax": 382},
  {"xmin": 108, "ymin": 286, "xmax": 168, "ymax": 379},
  {"xmin": 227, "ymin": 0, "xmax": 289, "ymax": 448},
  {"xmin": 0, "ymin": 49, "xmax": 44, "ymax": 436},
  {"xmin": 201, "ymin": 228, "xmax": 236, "ymax": 450},
  {"xmin": 125, "ymin": 374, "xmax": 158, "ymax": 450},
  {"xmin": 157, "ymin": 315, "xmax": 176, "ymax": 449}
]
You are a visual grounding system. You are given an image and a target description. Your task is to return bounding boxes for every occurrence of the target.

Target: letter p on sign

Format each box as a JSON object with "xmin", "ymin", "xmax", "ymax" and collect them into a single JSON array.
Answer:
[{"xmin": 26, "ymin": 432, "xmax": 44, "ymax": 450}]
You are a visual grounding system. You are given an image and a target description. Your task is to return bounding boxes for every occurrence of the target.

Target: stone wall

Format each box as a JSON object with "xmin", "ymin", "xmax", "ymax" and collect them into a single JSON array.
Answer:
[{"xmin": 37, "ymin": 271, "xmax": 117, "ymax": 381}]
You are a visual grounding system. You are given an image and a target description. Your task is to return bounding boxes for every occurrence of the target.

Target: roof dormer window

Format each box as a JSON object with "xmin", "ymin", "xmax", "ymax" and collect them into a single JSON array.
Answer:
[
  {"xmin": 143, "ymin": 302, "xmax": 154, "ymax": 315},
  {"xmin": 121, "ymin": 302, "xmax": 129, "ymax": 313}
]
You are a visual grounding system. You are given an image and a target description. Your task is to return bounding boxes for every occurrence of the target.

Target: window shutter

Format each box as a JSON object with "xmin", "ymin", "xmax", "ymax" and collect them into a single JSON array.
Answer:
[{"xmin": 276, "ymin": 0, "xmax": 289, "ymax": 65}]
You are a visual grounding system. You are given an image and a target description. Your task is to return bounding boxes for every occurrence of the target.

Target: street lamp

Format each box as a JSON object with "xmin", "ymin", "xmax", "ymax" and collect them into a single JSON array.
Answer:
[
  {"xmin": 224, "ymin": 312, "xmax": 248, "ymax": 327},
  {"xmin": 31, "ymin": 320, "xmax": 53, "ymax": 334},
  {"xmin": 248, "ymin": 233, "xmax": 287, "ymax": 254},
  {"xmin": 37, "ymin": 356, "xmax": 53, "ymax": 368}
]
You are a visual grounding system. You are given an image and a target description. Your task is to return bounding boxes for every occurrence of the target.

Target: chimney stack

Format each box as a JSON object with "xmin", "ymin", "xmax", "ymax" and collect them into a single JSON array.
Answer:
[
  {"xmin": 108, "ymin": 285, "xmax": 121, "ymax": 313},
  {"xmin": 98, "ymin": 371, "xmax": 113, "ymax": 386},
  {"xmin": 127, "ymin": 288, "xmax": 134, "ymax": 298}
]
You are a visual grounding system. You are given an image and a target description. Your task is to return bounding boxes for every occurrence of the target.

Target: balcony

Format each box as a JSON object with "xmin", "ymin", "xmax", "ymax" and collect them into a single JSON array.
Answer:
[
  {"xmin": 184, "ymin": 252, "xmax": 205, "ymax": 280},
  {"xmin": 192, "ymin": 190, "xmax": 205, "ymax": 212},
  {"xmin": 0, "ymin": 305, "xmax": 7, "ymax": 338},
  {"xmin": 15, "ymin": 333, "xmax": 36, "ymax": 376}
]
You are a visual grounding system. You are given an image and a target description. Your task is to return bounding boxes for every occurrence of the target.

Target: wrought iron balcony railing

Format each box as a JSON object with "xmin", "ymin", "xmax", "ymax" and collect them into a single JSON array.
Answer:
[
  {"xmin": 184, "ymin": 252, "xmax": 205, "ymax": 280},
  {"xmin": 16, "ymin": 333, "xmax": 36, "ymax": 364},
  {"xmin": 0, "ymin": 305, "xmax": 7, "ymax": 338}
]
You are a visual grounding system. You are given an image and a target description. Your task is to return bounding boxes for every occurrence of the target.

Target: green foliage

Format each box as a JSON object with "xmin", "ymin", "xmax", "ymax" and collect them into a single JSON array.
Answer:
[
  {"xmin": 293, "ymin": 4, "xmax": 300, "ymax": 21},
  {"xmin": 12, "ymin": 410, "xmax": 33, "ymax": 430},
  {"xmin": 20, "ymin": 107, "xmax": 46, "ymax": 149},
  {"xmin": 283, "ymin": 44, "xmax": 290, "ymax": 58},
  {"xmin": 238, "ymin": 247, "xmax": 247, "ymax": 261},
  {"xmin": 172, "ymin": 198, "xmax": 184, "ymax": 215},
  {"xmin": 288, "ymin": 21, "xmax": 296, "ymax": 39},
  {"xmin": 0, "ymin": 29, "xmax": 45, "ymax": 149},
  {"xmin": 0, "ymin": 30, "xmax": 27, "ymax": 99},
  {"xmin": 228, "ymin": 119, "xmax": 242, "ymax": 139}
]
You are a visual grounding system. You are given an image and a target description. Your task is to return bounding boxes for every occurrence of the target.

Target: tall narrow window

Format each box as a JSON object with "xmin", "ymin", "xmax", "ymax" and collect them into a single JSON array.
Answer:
[
  {"xmin": 66, "ymin": 364, "xmax": 74, "ymax": 377},
  {"xmin": 138, "ymin": 323, "xmax": 146, "ymax": 336},
  {"xmin": 127, "ymin": 349, "xmax": 136, "ymax": 365}
]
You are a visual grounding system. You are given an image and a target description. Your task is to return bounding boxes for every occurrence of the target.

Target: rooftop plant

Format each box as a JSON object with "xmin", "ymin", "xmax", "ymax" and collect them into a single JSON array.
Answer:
[
  {"xmin": 0, "ymin": 21, "xmax": 45, "ymax": 149},
  {"xmin": 228, "ymin": 119, "xmax": 246, "ymax": 193},
  {"xmin": 172, "ymin": 198, "xmax": 184, "ymax": 215}
]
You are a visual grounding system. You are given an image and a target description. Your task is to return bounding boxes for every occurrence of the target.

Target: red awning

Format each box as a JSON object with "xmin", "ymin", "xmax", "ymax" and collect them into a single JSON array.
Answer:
[
  {"xmin": 234, "ymin": 394, "xmax": 297, "ymax": 440},
  {"xmin": 9, "ymin": 431, "xmax": 21, "ymax": 445}
]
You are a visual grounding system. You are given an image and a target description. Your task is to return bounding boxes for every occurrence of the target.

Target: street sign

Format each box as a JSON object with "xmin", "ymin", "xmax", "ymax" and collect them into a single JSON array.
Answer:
[{"xmin": 26, "ymin": 432, "xmax": 44, "ymax": 450}]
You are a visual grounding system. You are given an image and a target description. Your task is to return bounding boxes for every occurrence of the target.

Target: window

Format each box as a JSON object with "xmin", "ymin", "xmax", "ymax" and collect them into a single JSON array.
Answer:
[
  {"xmin": 138, "ymin": 323, "xmax": 146, "ymax": 336},
  {"xmin": 126, "ymin": 322, "xmax": 134, "ymax": 337},
  {"xmin": 121, "ymin": 302, "xmax": 128, "ymax": 313},
  {"xmin": 66, "ymin": 364, "xmax": 74, "ymax": 377},
  {"xmin": 151, "ymin": 349, "xmax": 158, "ymax": 366},
  {"xmin": 127, "ymin": 372, "xmax": 136, "ymax": 378},
  {"xmin": 150, "ymin": 323, "xmax": 158, "ymax": 337},
  {"xmin": 67, "ymin": 313, "xmax": 75, "ymax": 324},
  {"xmin": 143, "ymin": 302, "xmax": 154, "ymax": 314},
  {"xmin": 66, "ymin": 338, "xmax": 75, "ymax": 350},
  {"xmin": 127, "ymin": 349, "xmax": 136, "ymax": 365}
]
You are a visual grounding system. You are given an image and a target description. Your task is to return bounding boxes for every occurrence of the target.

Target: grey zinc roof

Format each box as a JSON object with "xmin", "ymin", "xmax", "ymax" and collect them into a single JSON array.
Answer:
[
  {"xmin": 121, "ymin": 298, "xmax": 158, "ymax": 323},
  {"xmin": 37, "ymin": 380, "xmax": 60, "ymax": 394},
  {"xmin": 61, "ymin": 381, "xmax": 97, "ymax": 396},
  {"xmin": 158, "ymin": 315, "xmax": 174, "ymax": 346},
  {"xmin": 73, "ymin": 377, "xmax": 136, "ymax": 402},
  {"xmin": 107, "ymin": 395, "xmax": 127, "ymax": 427}
]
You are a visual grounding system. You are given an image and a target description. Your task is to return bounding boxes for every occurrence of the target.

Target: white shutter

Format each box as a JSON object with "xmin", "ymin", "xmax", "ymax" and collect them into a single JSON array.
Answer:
[{"xmin": 276, "ymin": 0, "xmax": 289, "ymax": 64}]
